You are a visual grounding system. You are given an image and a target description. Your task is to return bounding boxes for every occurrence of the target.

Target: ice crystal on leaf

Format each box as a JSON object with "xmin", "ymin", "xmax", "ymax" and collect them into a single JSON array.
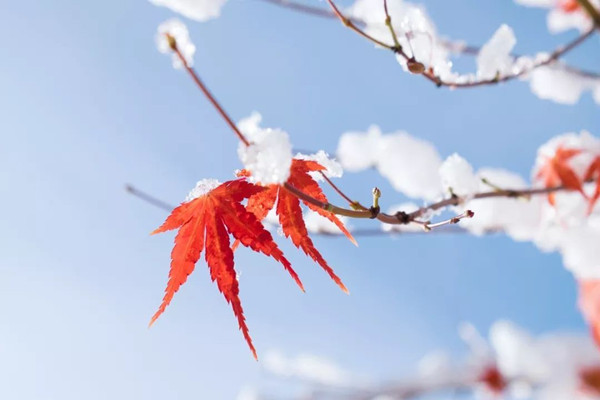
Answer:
[
  {"xmin": 295, "ymin": 151, "xmax": 343, "ymax": 181},
  {"xmin": 185, "ymin": 178, "xmax": 220, "ymax": 202},
  {"xmin": 156, "ymin": 19, "xmax": 195, "ymax": 69}
]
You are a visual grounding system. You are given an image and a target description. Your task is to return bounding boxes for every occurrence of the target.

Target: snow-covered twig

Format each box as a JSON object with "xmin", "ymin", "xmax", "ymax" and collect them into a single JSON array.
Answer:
[{"xmin": 255, "ymin": 0, "xmax": 599, "ymax": 85}]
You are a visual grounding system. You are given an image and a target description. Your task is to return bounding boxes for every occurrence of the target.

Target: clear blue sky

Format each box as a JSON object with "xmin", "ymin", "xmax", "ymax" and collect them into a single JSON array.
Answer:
[{"xmin": 1, "ymin": 0, "xmax": 599, "ymax": 398}]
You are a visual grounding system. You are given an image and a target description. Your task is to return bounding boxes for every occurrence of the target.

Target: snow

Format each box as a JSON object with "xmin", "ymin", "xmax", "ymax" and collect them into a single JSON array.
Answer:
[
  {"xmin": 458, "ymin": 168, "xmax": 542, "ymax": 240},
  {"xmin": 547, "ymin": 6, "xmax": 594, "ymax": 33},
  {"xmin": 439, "ymin": 153, "xmax": 479, "ymax": 197},
  {"xmin": 513, "ymin": 0, "xmax": 599, "ymax": 33},
  {"xmin": 149, "ymin": 0, "xmax": 227, "ymax": 22},
  {"xmin": 377, "ymin": 131, "xmax": 443, "ymax": 200},
  {"xmin": 156, "ymin": 19, "xmax": 196, "ymax": 69},
  {"xmin": 295, "ymin": 150, "xmax": 343, "ymax": 181},
  {"xmin": 185, "ymin": 178, "xmax": 220, "ymax": 201},
  {"xmin": 489, "ymin": 320, "xmax": 600, "ymax": 399},
  {"xmin": 338, "ymin": 125, "xmax": 442, "ymax": 200},
  {"xmin": 304, "ymin": 210, "xmax": 351, "ymax": 235},
  {"xmin": 337, "ymin": 125, "xmax": 382, "ymax": 172},
  {"xmin": 527, "ymin": 131, "xmax": 600, "ymax": 278},
  {"xmin": 237, "ymin": 112, "xmax": 293, "ymax": 185},
  {"xmin": 477, "ymin": 25, "xmax": 517, "ymax": 80},
  {"xmin": 263, "ymin": 350, "xmax": 357, "ymax": 387},
  {"xmin": 348, "ymin": 0, "xmax": 460, "ymax": 82},
  {"xmin": 529, "ymin": 66, "xmax": 600, "ymax": 105}
]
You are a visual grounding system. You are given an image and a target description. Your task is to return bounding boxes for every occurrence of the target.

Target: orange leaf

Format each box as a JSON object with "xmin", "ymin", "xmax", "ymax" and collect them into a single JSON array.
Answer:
[
  {"xmin": 289, "ymin": 160, "xmax": 357, "ymax": 246},
  {"xmin": 277, "ymin": 187, "xmax": 349, "ymax": 294},
  {"xmin": 559, "ymin": 0, "xmax": 580, "ymax": 13},
  {"xmin": 536, "ymin": 146, "xmax": 586, "ymax": 204},
  {"xmin": 151, "ymin": 179, "xmax": 301, "ymax": 358},
  {"xmin": 578, "ymin": 280, "xmax": 600, "ymax": 349},
  {"xmin": 585, "ymin": 157, "xmax": 600, "ymax": 213},
  {"xmin": 241, "ymin": 159, "xmax": 354, "ymax": 292}
]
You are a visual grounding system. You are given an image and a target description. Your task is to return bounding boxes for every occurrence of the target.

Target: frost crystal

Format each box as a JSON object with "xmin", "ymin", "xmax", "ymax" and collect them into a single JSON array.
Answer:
[
  {"xmin": 237, "ymin": 112, "xmax": 293, "ymax": 185},
  {"xmin": 149, "ymin": 0, "xmax": 227, "ymax": 22},
  {"xmin": 295, "ymin": 151, "xmax": 343, "ymax": 181},
  {"xmin": 439, "ymin": 153, "xmax": 479, "ymax": 197},
  {"xmin": 477, "ymin": 25, "xmax": 517, "ymax": 80},
  {"xmin": 156, "ymin": 19, "xmax": 195, "ymax": 69},
  {"xmin": 185, "ymin": 178, "xmax": 220, "ymax": 202}
]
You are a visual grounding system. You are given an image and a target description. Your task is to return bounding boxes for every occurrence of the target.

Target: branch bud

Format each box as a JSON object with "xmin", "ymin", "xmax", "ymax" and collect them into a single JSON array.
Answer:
[{"xmin": 407, "ymin": 58, "xmax": 425, "ymax": 74}]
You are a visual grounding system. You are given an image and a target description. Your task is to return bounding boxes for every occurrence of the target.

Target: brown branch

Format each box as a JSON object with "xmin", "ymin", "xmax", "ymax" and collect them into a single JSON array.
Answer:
[
  {"xmin": 577, "ymin": 0, "xmax": 600, "ymax": 28},
  {"xmin": 163, "ymin": 34, "xmax": 592, "ymax": 230},
  {"xmin": 125, "ymin": 184, "xmax": 471, "ymax": 235},
  {"xmin": 256, "ymin": 0, "xmax": 600, "ymax": 84},
  {"xmin": 169, "ymin": 37, "xmax": 251, "ymax": 147},
  {"xmin": 324, "ymin": 0, "xmax": 394, "ymax": 50}
]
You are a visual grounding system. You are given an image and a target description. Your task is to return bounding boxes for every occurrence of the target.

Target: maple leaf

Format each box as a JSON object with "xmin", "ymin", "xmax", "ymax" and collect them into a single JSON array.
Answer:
[
  {"xmin": 578, "ymin": 280, "xmax": 600, "ymax": 349},
  {"xmin": 239, "ymin": 159, "xmax": 356, "ymax": 293},
  {"xmin": 580, "ymin": 366, "xmax": 600, "ymax": 396},
  {"xmin": 150, "ymin": 179, "xmax": 303, "ymax": 359},
  {"xmin": 558, "ymin": 0, "xmax": 581, "ymax": 13},
  {"xmin": 535, "ymin": 146, "xmax": 586, "ymax": 205},
  {"xmin": 585, "ymin": 156, "xmax": 600, "ymax": 213},
  {"xmin": 478, "ymin": 365, "xmax": 506, "ymax": 394}
]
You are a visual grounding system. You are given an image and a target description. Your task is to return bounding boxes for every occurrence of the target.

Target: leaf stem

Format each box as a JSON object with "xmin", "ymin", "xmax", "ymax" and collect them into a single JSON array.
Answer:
[{"xmin": 170, "ymin": 39, "xmax": 251, "ymax": 147}]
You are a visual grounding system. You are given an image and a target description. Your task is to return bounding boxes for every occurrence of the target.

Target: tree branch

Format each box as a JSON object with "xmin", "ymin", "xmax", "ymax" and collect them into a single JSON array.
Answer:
[
  {"xmin": 163, "ymin": 34, "xmax": 593, "ymax": 231},
  {"xmin": 255, "ymin": 0, "xmax": 600, "ymax": 84},
  {"xmin": 577, "ymin": 0, "xmax": 600, "ymax": 28}
]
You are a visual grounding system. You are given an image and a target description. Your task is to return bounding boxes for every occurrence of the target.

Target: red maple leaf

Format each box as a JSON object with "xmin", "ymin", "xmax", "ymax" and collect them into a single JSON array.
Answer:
[
  {"xmin": 578, "ymin": 280, "xmax": 600, "ymax": 349},
  {"xmin": 558, "ymin": 0, "xmax": 581, "ymax": 13},
  {"xmin": 479, "ymin": 365, "xmax": 507, "ymax": 394},
  {"xmin": 585, "ymin": 156, "xmax": 600, "ymax": 213},
  {"xmin": 150, "ymin": 179, "xmax": 303, "ymax": 359},
  {"xmin": 536, "ymin": 146, "xmax": 586, "ymax": 205},
  {"xmin": 238, "ymin": 159, "xmax": 356, "ymax": 293},
  {"xmin": 580, "ymin": 365, "xmax": 600, "ymax": 396}
]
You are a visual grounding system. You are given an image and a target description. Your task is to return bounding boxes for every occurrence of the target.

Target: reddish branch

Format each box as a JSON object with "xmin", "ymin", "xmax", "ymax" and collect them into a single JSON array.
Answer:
[
  {"xmin": 163, "ymin": 34, "xmax": 593, "ymax": 231},
  {"xmin": 255, "ymin": 0, "xmax": 600, "ymax": 84}
]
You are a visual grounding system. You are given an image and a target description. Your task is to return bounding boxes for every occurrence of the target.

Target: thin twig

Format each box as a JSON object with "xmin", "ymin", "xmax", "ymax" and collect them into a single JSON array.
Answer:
[
  {"xmin": 256, "ymin": 0, "xmax": 599, "ymax": 84},
  {"xmin": 170, "ymin": 38, "xmax": 251, "ymax": 147},
  {"xmin": 324, "ymin": 0, "xmax": 395, "ymax": 50},
  {"xmin": 125, "ymin": 184, "xmax": 474, "ymax": 235},
  {"xmin": 164, "ymin": 35, "xmax": 593, "ymax": 228},
  {"xmin": 169, "ymin": 37, "xmax": 372, "ymax": 219}
]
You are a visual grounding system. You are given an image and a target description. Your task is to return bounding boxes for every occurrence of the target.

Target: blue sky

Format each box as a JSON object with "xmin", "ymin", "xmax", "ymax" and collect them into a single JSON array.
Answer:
[{"xmin": 1, "ymin": 0, "xmax": 599, "ymax": 398}]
